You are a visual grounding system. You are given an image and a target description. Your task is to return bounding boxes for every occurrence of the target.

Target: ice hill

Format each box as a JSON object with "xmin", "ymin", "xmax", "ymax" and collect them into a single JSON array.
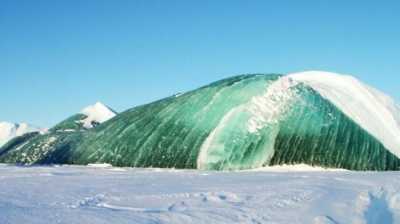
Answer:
[
  {"xmin": 1, "ymin": 71, "xmax": 399, "ymax": 171},
  {"xmin": 0, "ymin": 122, "xmax": 45, "ymax": 147}
]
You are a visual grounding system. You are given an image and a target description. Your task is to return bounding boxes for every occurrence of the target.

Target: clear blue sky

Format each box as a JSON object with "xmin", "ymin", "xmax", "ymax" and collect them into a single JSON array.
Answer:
[{"xmin": 1, "ymin": 0, "xmax": 399, "ymax": 127}]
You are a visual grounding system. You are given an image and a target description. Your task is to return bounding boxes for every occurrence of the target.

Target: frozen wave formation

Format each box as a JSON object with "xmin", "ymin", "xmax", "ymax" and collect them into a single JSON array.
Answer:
[{"xmin": 1, "ymin": 71, "xmax": 399, "ymax": 171}]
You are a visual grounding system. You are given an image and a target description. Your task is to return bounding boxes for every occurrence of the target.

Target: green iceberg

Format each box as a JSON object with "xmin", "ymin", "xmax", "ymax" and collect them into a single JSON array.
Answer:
[{"xmin": 1, "ymin": 71, "xmax": 399, "ymax": 171}]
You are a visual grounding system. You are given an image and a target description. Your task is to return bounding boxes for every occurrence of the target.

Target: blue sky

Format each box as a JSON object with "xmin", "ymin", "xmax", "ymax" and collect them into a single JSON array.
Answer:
[{"xmin": 1, "ymin": 0, "xmax": 399, "ymax": 127}]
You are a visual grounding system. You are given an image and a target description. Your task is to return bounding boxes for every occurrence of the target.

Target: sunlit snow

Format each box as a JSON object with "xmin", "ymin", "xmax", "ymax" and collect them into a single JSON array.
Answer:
[
  {"xmin": 289, "ymin": 71, "xmax": 400, "ymax": 158},
  {"xmin": 80, "ymin": 102, "xmax": 116, "ymax": 129},
  {"xmin": 0, "ymin": 164, "xmax": 399, "ymax": 224}
]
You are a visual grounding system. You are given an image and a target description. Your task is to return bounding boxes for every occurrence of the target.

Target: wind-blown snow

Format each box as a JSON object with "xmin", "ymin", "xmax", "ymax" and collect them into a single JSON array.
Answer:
[
  {"xmin": 81, "ymin": 102, "xmax": 116, "ymax": 129},
  {"xmin": 1, "ymin": 165, "xmax": 400, "ymax": 224},
  {"xmin": 289, "ymin": 71, "xmax": 400, "ymax": 158},
  {"xmin": 0, "ymin": 122, "xmax": 45, "ymax": 147}
]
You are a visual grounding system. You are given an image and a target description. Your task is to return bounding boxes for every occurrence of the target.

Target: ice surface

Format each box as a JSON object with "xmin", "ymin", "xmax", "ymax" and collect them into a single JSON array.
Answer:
[
  {"xmin": 246, "ymin": 75, "xmax": 297, "ymax": 133},
  {"xmin": 289, "ymin": 71, "xmax": 400, "ymax": 158},
  {"xmin": 2, "ymin": 73, "xmax": 399, "ymax": 171},
  {"xmin": 81, "ymin": 102, "xmax": 116, "ymax": 129},
  {"xmin": 197, "ymin": 73, "xmax": 400, "ymax": 170},
  {"xmin": 1, "ymin": 165, "xmax": 400, "ymax": 224}
]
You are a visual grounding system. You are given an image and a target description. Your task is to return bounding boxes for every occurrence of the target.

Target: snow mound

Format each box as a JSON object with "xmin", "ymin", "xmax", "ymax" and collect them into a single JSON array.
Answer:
[
  {"xmin": 0, "ymin": 122, "xmax": 45, "ymax": 147},
  {"xmin": 247, "ymin": 164, "xmax": 347, "ymax": 172},
  {"xmin": 80, "ymin": 102, "xmax": 116, "ymax": 129},
  {"xmin": 87, "ymin": 163, "xmax": 113, "ymax": 168},
  {"xmin": 289, "ymin": 71, "xmax": 400, "ymax": 158}
]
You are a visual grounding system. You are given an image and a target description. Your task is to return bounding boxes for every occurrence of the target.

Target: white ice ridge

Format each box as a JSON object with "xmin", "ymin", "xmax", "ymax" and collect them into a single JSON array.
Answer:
[
  {"xmin": 81, "ymin": 102, "xmax": 116, "ymax": 129},
  {"xmin": 288, "ymin": 71, "xmax": 400, "ymax": 158},
  {"xmin": 0, "ymin": 122, "xmax": 45, "ymax": 147},
  {"xmin": 247, "ymin": 76, "xmax": 298, "ymax": 133}
]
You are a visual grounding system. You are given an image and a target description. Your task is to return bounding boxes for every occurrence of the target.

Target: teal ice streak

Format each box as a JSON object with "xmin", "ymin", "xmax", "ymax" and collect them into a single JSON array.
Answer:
[
  {"xmin": 1, "ymin": 74, "xmax": 399, "ymax": 171},
  {"xmin": 271, "ymin": 86, "xmax": 399, "ymax": 170},
  {"xmin": 74, "ymin": 74, "xmax": 281, "ymax": 169}
]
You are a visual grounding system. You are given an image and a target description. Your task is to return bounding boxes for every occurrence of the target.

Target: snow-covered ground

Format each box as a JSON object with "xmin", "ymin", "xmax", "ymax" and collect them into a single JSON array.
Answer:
[{"xmin": 1, "ymin": 164, "xmax": 399, "ymax": 224}]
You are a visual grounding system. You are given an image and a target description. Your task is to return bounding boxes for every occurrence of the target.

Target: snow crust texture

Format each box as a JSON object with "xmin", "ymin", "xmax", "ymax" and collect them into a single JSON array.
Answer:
[{"xmin": 1, "ymin": 165, "xmax": 400, "ymax": 224}]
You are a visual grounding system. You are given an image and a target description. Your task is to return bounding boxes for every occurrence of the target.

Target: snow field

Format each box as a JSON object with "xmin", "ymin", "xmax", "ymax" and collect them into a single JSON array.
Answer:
[{"xmin": 1, "ymin": 164, "xmax": 400, "ymax": 224}]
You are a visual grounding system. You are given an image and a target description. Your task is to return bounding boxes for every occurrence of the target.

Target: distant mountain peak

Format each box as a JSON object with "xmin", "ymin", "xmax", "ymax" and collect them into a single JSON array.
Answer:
[
  {"xmin": 0, "ymin": 121, "xmax": 45, "ymax": 147},
  {"xmin": 80, "ymin": 102, "xmax": 117, "ymax": 129}
]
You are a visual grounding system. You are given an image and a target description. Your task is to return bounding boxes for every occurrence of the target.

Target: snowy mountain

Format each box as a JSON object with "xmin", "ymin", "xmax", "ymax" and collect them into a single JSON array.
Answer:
[
  {"xmin": 51, "ymin": 102, "xmax": 117, "ymax": 132},
  {"xmin": 0, "ymin": 122, "xmax": 45, "ymax": 147},
  {"xmin": 0, "ymin": 102, "xmax": 116, "ymax": 164},
  {"xmin": 0, "ymin": 102, "xmax": 115, "ymax": 148},
  {"xmin": 1, "ymin": 72, "xmax": 399, "ymax": 171},
  {"xmin": 80, "ymin": 102, "xmax": 117, "ymax": 129}
]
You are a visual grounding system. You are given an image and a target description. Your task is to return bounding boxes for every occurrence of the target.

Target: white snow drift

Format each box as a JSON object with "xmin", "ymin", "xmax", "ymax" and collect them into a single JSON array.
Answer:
[{"xmin": 289, "ymin": 71, "xmax": 400, "ymax": 158}]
